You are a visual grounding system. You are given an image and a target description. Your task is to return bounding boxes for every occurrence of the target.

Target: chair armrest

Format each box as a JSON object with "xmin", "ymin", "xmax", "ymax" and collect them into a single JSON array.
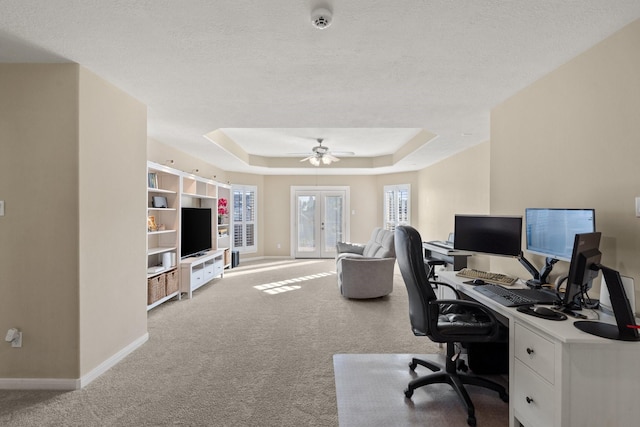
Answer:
[
  {"xmin": 336, "ymin": 242, "xmax": 365, "ymax": 255},
  {"xmin": 428, "ymin": 280, "xmax": 462, "ymax": 299}
]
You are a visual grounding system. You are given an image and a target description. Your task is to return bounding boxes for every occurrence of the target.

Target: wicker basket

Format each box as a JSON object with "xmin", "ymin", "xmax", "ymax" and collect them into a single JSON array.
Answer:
[
  {"xmin": 165, "ymin": 269, "xmax": 179, "ymax": 295},
  {"xmin": 147, "ymin": 274, "xmax": 167, "ymax": 305}
]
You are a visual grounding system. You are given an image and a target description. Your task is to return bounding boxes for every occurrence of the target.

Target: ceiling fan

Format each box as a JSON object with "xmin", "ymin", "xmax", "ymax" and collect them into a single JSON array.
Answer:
[{"xmin": 299, "ymin": 138, "xmax": 354, "ymax": 166}]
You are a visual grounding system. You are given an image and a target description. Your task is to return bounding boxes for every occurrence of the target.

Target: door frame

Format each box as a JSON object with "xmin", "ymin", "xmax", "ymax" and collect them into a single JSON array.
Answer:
[{"xmin": 290, "ymin": 186, "xmax": 350, "ymax": 258}]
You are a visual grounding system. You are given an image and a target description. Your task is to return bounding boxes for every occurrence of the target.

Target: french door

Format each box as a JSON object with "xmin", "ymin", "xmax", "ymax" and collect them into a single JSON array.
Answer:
[{"xmin": 292, "ymin": 187, "xmax": 349, "ymax": 258}]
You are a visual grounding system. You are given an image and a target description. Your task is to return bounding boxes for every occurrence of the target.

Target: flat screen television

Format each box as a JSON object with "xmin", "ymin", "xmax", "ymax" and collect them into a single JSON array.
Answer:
[
  {"xmin": 181, "ymin": 207, "xmax": 212, "ymax": 258},
  {"xmin": 562, "ymin": 232, "xmax": 601, "ymax": 309},
  {"xmin": 454, "ymin": 215, "xmax": 522, "ymax": 257},
  {"xmin": 525, "ymin": 208, "xmax": 595, "ymax": 262}
]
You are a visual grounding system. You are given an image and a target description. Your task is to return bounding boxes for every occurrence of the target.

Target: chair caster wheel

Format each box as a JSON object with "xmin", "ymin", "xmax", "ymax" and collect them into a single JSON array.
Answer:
[
  {"xmin": 467, "ymin": 416, "xmax": 477, "ymax": 426},
  {"xmin": 404, "ymin": 388, "xmax": 413, "ymax": 398},
  {"xmin": 456, "ymin": 359, "xmax": 468, "ymax": 372},
  {"xmin": 408, "ymin": 361, "xmax": 417, "ymax": 371}
]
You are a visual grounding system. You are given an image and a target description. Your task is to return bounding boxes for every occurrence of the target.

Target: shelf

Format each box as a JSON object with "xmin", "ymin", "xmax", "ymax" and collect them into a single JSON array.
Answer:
[
  {"xmin": 182, "ymin": 192, "xmax": 216, "ymax": 200},
  {"xmin": 146, "ymin": 291, "xmax": 180, "ymax": 311},
  {"xmin": 147, "ymin": 246, "xmax": 177, "ymax": 256},
  {"xmin": 148, "ymin": 229, "xmax": 176, "ymax": 235},
  {"xmin": 148, "ymin": 187, "xmax": 176, "ymax": 194},
  {"xmin": 148, "ymin": 207, "xmax": 177, "ymax": 211},
  {"xmin": 147, "ymin": 266, "xmax": 176, "ymax": 278}
]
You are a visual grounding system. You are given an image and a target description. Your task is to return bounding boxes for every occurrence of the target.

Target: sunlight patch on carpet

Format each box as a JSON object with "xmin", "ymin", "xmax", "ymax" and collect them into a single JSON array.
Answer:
[
  {"xmin": 254, "ymin": 271, "xmax": 336, "ymax": 294},
  {"xmin": 226, "ymin": 260, "xmax": 326, "ymax": 277}
]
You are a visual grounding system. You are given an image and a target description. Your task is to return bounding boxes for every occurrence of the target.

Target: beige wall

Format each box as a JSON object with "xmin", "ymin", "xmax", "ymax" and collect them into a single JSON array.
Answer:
[
  {"xmin": 417, "ymin": 142, "xmax": 491, "ymax": 271},
  {"xmin": 78, "ymin": 68, "xmax": 148, "ymax": 376},
  {"xmin": 262, "ymin": 175, "xmax": 381, "ymax": 257},
  {"xmin": 0, "ymin": 64, "xmax": 147, "ymax": 381},
  {"xmin": 490, "ymin": 19, "xmax": 640, "ymax": 307},
  {"xmin": 0, "ymin": 64, "xmax": 80, "ymax": 378}
]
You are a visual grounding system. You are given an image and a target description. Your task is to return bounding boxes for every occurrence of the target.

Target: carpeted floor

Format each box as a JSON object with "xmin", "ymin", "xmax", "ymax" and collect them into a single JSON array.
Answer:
[{"xmin": 0, "ymin": 259, "xmax": 507, "ymax": 426}]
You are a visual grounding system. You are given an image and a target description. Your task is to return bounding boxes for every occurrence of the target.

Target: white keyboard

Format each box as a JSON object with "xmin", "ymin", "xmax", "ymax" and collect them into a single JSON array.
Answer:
[{"xmin": 456, "ymin": 268, "xmax": 517, "ymax": 286}]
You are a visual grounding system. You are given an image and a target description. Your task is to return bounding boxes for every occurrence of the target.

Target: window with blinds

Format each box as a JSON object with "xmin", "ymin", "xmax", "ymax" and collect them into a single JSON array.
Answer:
[
  {"xmin": 383, "ymin": 184, "xmax": 410, "ymax": 231},
  {"xmin": 232, "ymin": 185, "xmax": 257, "ymax": 253}
]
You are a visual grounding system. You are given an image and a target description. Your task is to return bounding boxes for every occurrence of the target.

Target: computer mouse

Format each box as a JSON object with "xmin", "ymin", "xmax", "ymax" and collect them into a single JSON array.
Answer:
[
  {"xmin": 533, "ymin": 306, "xmax": 556, "ymax": 317},
  {"xmin": 471, "ymin": 279, "xmax": 486, "ymax": 285}
]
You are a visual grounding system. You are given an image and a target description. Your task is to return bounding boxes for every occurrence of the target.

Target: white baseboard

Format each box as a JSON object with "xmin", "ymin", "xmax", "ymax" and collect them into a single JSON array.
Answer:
[
  {"xmin": 241, "ymin": 255, "xmax": 294, "ymax": 263},
  {"xmin": 0, "ymin": 332, "xmax": 149, "ymax": 390},
  {"xmin": 0, "ymin": 377, "xmax": 80, "ymax": 390}
]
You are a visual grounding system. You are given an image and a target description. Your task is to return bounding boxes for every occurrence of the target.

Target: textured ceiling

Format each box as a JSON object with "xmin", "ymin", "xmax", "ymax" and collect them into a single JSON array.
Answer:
[{"xmin": 2, "ymin": 1, "xmax": 640, "ymax": 175}]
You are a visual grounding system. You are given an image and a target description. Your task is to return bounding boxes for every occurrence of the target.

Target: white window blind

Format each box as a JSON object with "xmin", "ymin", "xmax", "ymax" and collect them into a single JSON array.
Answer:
[
  {"xmin": 232, "ymin": 185, "xmax": 257, "ymax": 253},
  {"xmin": 383, "ymin": 184, "xmax": 410, "ymax": 231}
]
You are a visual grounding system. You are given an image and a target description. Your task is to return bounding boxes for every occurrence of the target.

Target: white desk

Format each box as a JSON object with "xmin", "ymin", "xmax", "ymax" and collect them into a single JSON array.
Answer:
[{"xmin": 438, "ymin": 271, "xmax": 640, "ymax": 427}]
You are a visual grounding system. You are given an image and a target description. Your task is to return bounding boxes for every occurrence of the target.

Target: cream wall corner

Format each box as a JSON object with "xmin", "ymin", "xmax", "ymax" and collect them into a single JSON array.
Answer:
[{"xmin": 0, "ymin": 64, "xmax": 148, "ymax": 386}]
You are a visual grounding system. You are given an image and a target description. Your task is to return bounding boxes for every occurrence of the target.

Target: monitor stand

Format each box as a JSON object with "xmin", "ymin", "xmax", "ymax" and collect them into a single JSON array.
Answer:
[
  {"xmin": 574, "ymin": 321, "xmax": 640, "ymax": 342},
  {"xmin": 523, "ymin": 257, "xmax": 558, "ymax": 289}
]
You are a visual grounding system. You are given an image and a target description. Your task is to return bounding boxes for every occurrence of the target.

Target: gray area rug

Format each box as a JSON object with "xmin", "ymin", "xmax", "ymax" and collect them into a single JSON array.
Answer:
[{"xmin": 334, "ymin": 353, "xmax": 508, "ymax": 427}]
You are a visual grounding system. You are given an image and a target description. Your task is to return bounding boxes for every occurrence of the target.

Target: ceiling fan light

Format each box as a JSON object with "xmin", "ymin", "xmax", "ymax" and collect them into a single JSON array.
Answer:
[
  {"xmin": 309, "ymin": 156, "xmax": 320, "ymax": 166},
  {"xmin": 321, "ymin": 155, "xmax": 332, "ymax": 165}
]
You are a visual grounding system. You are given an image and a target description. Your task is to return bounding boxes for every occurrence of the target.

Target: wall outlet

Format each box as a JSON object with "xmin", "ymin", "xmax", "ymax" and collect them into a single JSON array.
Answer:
[
  {"xmin": 277, "ymin": 243, "xmax": 281, "ymax": 249},
  {"xmin": 11, "ymin": 332, "xmax": 22, "ymax": 348}
]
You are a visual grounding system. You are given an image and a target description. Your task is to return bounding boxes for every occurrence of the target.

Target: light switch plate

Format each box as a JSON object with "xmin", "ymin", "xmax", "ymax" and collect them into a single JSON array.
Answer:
[
  {"xmin": 0, "ymin": 200, "xmax": 4, "ymax": 216},
  {"xmin": 636, "ymin": 197, "xmax": 640, "ymax": 218}
]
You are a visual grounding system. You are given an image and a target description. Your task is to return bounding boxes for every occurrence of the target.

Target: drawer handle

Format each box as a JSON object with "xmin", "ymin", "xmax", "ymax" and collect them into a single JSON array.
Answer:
[
  {"xmin": 526, "ymin": 396, "xmax": 534, "ymax": 404},
  {"xmin": 526, "ymin": 347, "xmax": 534, "ymax": 355}
]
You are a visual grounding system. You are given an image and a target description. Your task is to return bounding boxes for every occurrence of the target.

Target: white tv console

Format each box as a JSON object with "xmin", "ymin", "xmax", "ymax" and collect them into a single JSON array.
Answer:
[{"xmin": 180, "ymin": 249, "xmax": 225, "ymax": 299}]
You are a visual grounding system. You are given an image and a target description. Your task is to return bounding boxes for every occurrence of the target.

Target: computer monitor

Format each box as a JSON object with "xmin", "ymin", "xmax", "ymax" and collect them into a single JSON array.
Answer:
[
  {"xmin": 561, "ymin": 232, "xmax": 601, "ymax": 310},
  {"xmin": 523, "ymin": 208, "xmax": 596, "ymax": 287},
  {"xmin": 454, "ymin": 215, "xmax": 522, "ymax": 257},
  {"xmin": 525, "ymin": 208, "xmax": 595, "ymax": 261}
]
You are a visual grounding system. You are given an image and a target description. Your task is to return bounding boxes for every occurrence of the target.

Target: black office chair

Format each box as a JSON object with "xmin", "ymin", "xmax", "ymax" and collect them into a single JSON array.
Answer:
[{"xmin": 394, "ymin": 226, "xmax": 508, "ymax": 426}]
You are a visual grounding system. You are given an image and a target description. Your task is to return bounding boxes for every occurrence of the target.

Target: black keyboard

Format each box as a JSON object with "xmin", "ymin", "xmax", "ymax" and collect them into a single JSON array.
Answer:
[{"xmin": 473, "ymin": 284, "xmax": 559, "ymax": 307}]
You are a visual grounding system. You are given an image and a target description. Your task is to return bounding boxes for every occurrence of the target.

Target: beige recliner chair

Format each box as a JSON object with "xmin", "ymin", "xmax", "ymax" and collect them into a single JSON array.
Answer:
[{"xmin": 335, "ymin": 227, "xmax": 396, "ymax": 299}]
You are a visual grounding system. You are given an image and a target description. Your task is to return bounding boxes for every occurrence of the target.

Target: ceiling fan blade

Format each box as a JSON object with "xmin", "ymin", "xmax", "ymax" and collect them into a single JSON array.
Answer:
[
  {"xmin": 300, "ymin": 155, "xmax": 315, "ymax": 162},
  {"xmin": 324, "ymin": 153, "xmax": 340, "ymax": 162}
]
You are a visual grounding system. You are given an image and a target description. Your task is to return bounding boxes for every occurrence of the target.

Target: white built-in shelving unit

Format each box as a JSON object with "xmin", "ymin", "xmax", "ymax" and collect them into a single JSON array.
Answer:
[{"xmin": 146, "ymin": 161, "xmax": 232, "ymax": 310}]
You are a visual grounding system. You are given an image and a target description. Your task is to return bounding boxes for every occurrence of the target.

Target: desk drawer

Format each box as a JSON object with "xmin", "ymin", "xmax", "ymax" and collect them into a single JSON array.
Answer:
[
  {"xmin": 514, "ymin": 359, "xmax": 555, "ymax": 427},
  {"xmin": 514, "ymin": 323, "xmax": 555, "ymax": 384}
]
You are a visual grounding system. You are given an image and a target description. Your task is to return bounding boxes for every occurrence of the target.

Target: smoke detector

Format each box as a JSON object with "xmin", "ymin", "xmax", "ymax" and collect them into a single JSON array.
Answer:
[{"xmin": 311, "ymin": 7, "xmax": 332, "ymax": 29}]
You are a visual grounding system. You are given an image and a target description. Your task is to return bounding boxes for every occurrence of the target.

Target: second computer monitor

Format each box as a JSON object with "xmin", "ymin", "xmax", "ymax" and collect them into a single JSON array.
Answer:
[
  {"xmin": 454, "ymin": 215, "xmax": 522, "ymax": 257},
  {"xmin": 563, "ymin": 232, "xmax": 602, "ymax": 309}
]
